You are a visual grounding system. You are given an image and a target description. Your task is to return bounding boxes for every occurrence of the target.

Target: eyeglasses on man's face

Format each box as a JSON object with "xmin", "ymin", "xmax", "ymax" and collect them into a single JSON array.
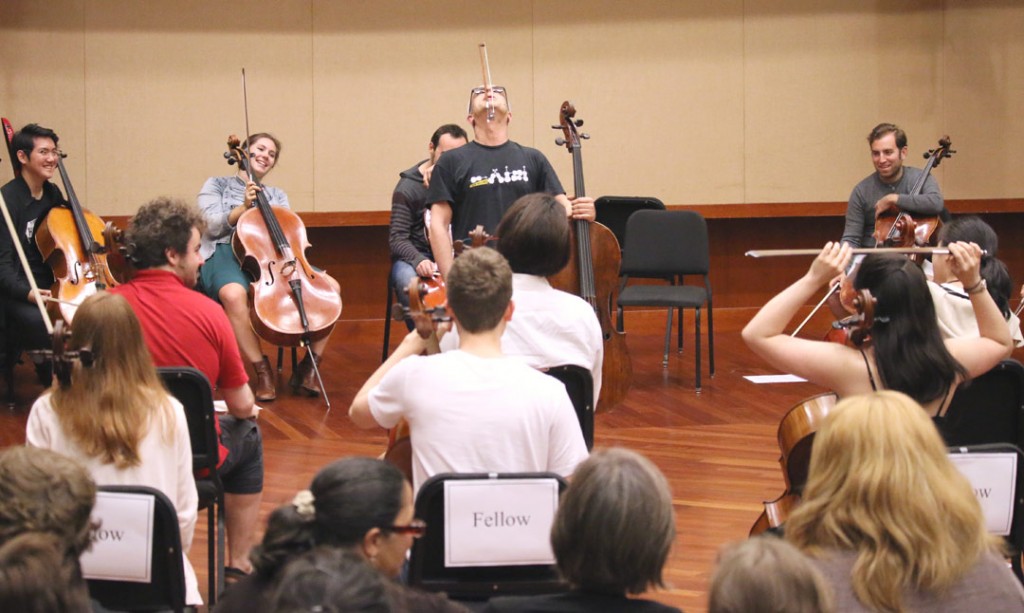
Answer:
[{"xmin": 468, "ymin": 86, "xmax": 510, "ymax": 113}]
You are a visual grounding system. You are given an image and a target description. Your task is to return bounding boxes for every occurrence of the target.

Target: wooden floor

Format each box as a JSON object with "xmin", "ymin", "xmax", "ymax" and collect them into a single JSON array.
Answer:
[{"xmin": 1, "ymin": 307, "xmax": 844, "ymax": 612}]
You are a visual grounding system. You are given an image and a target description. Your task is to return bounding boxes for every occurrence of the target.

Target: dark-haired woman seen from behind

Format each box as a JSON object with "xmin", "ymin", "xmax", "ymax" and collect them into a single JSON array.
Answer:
[
  {"xmin": 271, "ymin": 548, "xmax": 392, "ymax": 613},
  {"xmin": 483, "ymin": 448, "xmax": 681, "ymax": 613},
  {"xmin": 927, "ymin": 215, "xmax": 1023, "ymax": 346},
  {"xmin": 742, "ymin": 242, "xmax": 1012, "ymax": 417},
  {"xmin": 214, "ymin": 456, "xmax": 466, "ymax": 613}
]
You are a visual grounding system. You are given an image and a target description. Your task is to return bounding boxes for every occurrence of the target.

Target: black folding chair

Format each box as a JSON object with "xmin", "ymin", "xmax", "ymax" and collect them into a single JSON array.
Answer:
[
  {"xmin": 594, "ymin": 196, "xmax": 666, "ymax": 255},
  {"xmin": 616, "ymin": 210, "xmax": 714, "ymax": 392},
  {"xmin": 408, "ymin": 472, "xmax": 570, "ymax": 601},
  {"xmin": 84, "ymin": 485, "xmax": 187, "ymax": 613},
  {"xmin": 158, "ymin": 366, "xmax": 225, "ymax": 605},
  {"xmin": 948, "ymin": 443, "xmax": 1024, "ymax": 583},
  {"xmin": 543, "ymin": 365, "xmax": 594, "ymax": 450},
  {"xmin": 940, "ymin": 359, "xmax": 1024, "ymax": 448}
]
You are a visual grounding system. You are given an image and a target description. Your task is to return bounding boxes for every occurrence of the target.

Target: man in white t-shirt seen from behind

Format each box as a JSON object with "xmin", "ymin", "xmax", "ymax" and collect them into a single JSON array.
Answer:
[{"xmin": 349, "ymin": 247, "xmax": 589, "ymax": 496}]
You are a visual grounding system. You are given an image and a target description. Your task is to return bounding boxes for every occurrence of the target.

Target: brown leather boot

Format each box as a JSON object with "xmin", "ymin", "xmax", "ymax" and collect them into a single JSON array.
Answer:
[
  {"xmin": 290, "ymin": 352, "xmax": 322, "ymax": 397},
  {"xmin": 252, "ymin": 356, "xmax": 276, "ymax": 401}
]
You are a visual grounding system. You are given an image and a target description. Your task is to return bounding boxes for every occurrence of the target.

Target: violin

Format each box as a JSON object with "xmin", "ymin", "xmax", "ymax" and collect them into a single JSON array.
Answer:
[
  {"xmin": 23, "ymin": 320, "xmax": 93, "ymax": 389},
  {"xmin": 224, "ymin": 135, "xmax": 342, "ymax": 349},
  {"xmin": 547, "ymin": 101, "xmax": 633, "ymax": 412},
  {"xmin": 2, "ymin": 117, "xmax": 118, "ymax": 324},
  {"xmin": 383, "ymin": 274, "xmax": 451, "ymax": 483}
]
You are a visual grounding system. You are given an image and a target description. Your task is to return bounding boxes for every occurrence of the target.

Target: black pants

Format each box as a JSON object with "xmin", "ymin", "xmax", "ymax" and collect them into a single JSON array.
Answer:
[{"xmin": 3, "ymin": 299, "xmax": 50, "ymax": 353}]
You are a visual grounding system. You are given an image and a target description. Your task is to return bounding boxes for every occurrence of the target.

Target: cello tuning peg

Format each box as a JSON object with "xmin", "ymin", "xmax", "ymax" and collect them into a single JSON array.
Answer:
[
  {"xmin": 551, "ymin": 124, "xmax": 562, "ymax": 130},
  {"xmin": 555, "ymin": 138, "xmax": 566, "ymax": 146},
  {"xmin": 574, "ymin": 119, "xmax": 584, "ymax": 127},
  {"xmin": 581, "ymin": 133, "xmax": 590, "ymax": 140}
]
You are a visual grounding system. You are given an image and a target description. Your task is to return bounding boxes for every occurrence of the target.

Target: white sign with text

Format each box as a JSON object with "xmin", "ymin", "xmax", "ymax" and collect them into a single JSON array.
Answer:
[
  {"xmin": 444, "ymin": 478, "xmax": 559, "ymax": 567},
  {"xmin": 949, "ymin": 452, "xmax": 1017, "ymax": 536},
  {"xmin": 80, "ymin": 491, "xmax": 155, "ymax": 582}
]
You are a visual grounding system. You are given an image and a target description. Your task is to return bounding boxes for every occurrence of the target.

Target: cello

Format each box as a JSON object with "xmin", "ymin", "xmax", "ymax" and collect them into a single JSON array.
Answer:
[
  {"xmin": 2, "ymin": 117, "xmax": 118, "ymax": 323},
  {"xmin": 548, "ymin": 101, "xmax": 633, "ymax": 412},
  {"xmin": 749, "ymin": 289, "xmax": 879, "ymax": 535},
  {"xmin": 224, "ymin": 135, "xmax": 343, "ymax": 398}
]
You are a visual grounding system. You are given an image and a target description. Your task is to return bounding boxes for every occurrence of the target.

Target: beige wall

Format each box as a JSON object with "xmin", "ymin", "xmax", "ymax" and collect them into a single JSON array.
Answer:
[{"xmin": 1, "ymin": 0, "xmax": 1021, "ymax": 216}]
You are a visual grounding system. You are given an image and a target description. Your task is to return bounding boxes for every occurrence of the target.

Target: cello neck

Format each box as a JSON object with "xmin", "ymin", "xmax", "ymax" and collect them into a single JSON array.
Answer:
[
  {"xmin": 54, "ymin": 154, "xmax": 101, "ymax": 257},
  {"xmin": 239, "ymin": 160, "xmax": 292, "ymax": 259},
  {"xmin": 569, "ymin": 140, "xmax": 596, "ymax": 307}
]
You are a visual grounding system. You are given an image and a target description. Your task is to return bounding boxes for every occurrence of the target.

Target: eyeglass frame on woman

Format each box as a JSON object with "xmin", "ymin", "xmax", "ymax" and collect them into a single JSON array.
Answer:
[
  {"xmin": 381, "ymin": 518, "xmax": 427, "ymax": 538},
  {"xmin": 467, "ymin": 86, "xmax": 510, "ymax": 114}
]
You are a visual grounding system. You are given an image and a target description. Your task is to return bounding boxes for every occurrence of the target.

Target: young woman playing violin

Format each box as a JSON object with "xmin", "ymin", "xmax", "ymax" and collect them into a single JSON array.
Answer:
[
  {"xmin": 928, "ymin": 215, "xmax": 1023, "ymax": 347},
  {"xmin": 198, "ymin": 133, "xmax": 341, "ymax": 401},
  {"xmin": 742, "ymin": 241, "xmax": 1013, "ymax": 417}
]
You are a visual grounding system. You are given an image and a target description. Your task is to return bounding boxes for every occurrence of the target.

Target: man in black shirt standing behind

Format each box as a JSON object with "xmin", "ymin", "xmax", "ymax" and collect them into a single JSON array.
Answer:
[{"xmin": 427, "ymin": 85, "xmax": 595, "ymax": 279}]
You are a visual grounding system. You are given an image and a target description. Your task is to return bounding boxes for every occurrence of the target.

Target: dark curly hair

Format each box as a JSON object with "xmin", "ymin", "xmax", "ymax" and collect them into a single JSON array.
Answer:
[{"xmin": 124, "ymin": 197, "xmax": 206, "ymax": 269}]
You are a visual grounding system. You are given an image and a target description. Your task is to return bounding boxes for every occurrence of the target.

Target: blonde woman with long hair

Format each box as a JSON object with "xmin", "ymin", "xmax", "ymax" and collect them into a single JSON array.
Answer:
[
  {"xmin": 25, "ymin": 291, "xmax": 200, "ymax": 605},
  {"xmin": 786, "ymin": 391, "xmax": 1024, "ymax": 611}
]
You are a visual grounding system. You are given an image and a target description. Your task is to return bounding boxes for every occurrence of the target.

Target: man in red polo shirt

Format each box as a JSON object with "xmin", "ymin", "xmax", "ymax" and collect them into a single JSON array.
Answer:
[{"xmin": 110, "ymin": 197, "xmax": 262, "ymax": 579}]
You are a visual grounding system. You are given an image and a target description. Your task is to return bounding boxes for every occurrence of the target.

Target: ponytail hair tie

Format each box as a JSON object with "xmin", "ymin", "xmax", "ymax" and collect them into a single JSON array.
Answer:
[{"xmin": 293, "ymin": 490, "xmax": 315, "ymax": 518}]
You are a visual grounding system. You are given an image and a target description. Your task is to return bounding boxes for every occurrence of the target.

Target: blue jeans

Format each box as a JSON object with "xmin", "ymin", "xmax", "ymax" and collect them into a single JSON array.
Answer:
[{"xmin": 390, "ymin": 260, "xmax": 418, "ymax": 332}]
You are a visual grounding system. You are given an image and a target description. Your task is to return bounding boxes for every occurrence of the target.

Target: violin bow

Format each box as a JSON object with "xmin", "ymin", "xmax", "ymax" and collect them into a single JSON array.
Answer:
[
  {"xmin": 745, "ymin": 247, "xmax": 982, "ymax": 258},
  {"xmin": 478, "ymin": 43, "xmax": 495, "ymax": 122}
]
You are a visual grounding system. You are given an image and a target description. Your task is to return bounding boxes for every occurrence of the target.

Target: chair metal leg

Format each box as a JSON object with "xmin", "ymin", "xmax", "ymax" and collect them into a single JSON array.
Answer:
[
  {"xmin": 695, "ymin": 308, "xmax": 702, "ymax": 393},
  {"xmin": 677, "ymin": 306, "xmax": 683, "ymax": 353},
  {"xmin": 382, "ymin": 281, "xmax": 395, "ymax": 363},
  {"xmin": 216, "ymin": 502, "xmax": 226, "ymax": 601},
  {"xmin": 662, "ymin": 308, "xmax": 673, "ymax": 368},
  {"xmin": 707, "ymin": 299, "xmax": 715, "ymax": 377}
]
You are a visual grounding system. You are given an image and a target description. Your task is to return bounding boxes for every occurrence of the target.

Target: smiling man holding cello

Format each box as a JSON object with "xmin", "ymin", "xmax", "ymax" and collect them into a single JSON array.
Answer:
[
  {"xmin": 841, "ymin": 123, "xmax": 950, "ymax": 248},
  {"xmin": 0, "ymin": 124, "xmax": 66, "ymax": 382}
]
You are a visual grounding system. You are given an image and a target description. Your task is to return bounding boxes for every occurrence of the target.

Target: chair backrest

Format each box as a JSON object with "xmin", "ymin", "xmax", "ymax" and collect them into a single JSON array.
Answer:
[
  {"xmin": 620, "ymin": 209, "xmax": 709, "ymax": 278},
  {"xmin": 82, "ymin": 485, "xmax": 186, "ymax": 613},
  {"xmin": 158, "ymin": 366, "xmax": 219, "ymax": 475},
  {"xmin": 940, "ymin": 359, "xmax": 1024, "ymax": 448},
  {"xmin": 594, "ymin": 196, "xmax": 665, "ymax": 249},
  {"xmin": 948, "ymin": 443, "xmax": 1024, "ymax": 581},
  {"xmin": 543, "ymin": 365, "xmax": 594, "ymax": 450},
  {"xmin": 408, "ymin": 472, "xmax": 570, "ymax": 600}
]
